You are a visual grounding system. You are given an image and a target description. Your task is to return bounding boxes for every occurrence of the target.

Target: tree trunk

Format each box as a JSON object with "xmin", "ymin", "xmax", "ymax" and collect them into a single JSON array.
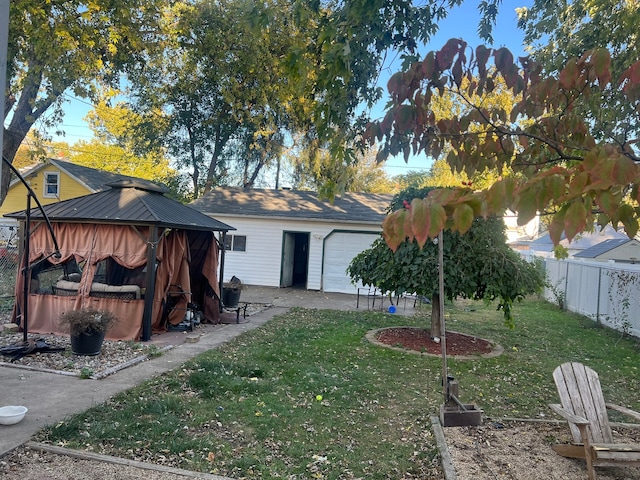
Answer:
[
  {"xmin": 430, "ymin": 293, "xmax": 442, "ymax": 338},
  {"xmin": 275, "ymin": 156, "xmax": 281, "ymax": 189},
  {"xmin": 2, "ymin": 126, "xmax": 30, "ymax": 204}
]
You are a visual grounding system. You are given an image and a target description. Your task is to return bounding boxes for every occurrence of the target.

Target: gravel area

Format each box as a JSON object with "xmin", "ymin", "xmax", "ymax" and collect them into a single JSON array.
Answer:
[
  {"xmin": 0, "ymin": 332, "xmax": 161, "ymax": 378},
  {"xmin": 1, "ymin": 444, "xmax": 225, "ymax": 480},
  {"xmin": 0, "ymin": 302, "xmax": 270, "ymax": 379},
  {"xmin": 445, "ymin": 419, "xmax": 640, "ymax": 479}
]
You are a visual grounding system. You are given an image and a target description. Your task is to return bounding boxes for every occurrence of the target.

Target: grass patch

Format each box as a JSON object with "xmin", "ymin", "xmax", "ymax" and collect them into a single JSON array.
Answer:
[{"xmin": 37, "ymin": 299, "xmax": 640, "ymax": 478}]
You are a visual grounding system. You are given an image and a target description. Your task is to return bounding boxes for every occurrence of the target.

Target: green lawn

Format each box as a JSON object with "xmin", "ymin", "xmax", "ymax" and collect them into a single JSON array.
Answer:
[{"xmin": 37, "ymin": 298, "xmax": 640, "ymax": 479}]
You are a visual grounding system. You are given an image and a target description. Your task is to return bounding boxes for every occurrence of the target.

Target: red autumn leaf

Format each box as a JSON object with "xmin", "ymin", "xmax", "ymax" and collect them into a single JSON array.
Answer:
[
  {"xmin": 633, "ymin": 184, "xmax": 640, "ymax": 204},
  {"xmin": 549, "ymin": 210, "xmax": 565, "ymax": 245},
  {"xmin": 559, "ymin": 58, "xmax": 578, "ymax": 89},
  {"xmin": 452, "ymin": 203, "xmax": 475, "ymax": 234},
  {"xmin": 590, "ymin": 156, "xmax": 637, "ymax": 190},
  {"xmin": 452, "ymin": 57, "xmax": 464, "ymax": 88},
  {"xmin": 382, "ymin": 210, "xmax": 407, "ymax": 252},
  {"xmin": 476, "ymin": 45, "xmax": 491, "ymax": 79},
  {"xmin": 619, "ymin": 61, "xmax": 640, "ymax": 101},
  {"xmin": 618, "ymin": 204, "xmax": 639, "ymax": 238},
  {"xmin": 545, "ymin": 174, "xmax": 567, "ymax": 203},
  {"xmin": 387, "ymin": 72, "xmax": 404, "ymax": 100},
  {"xmin": 363, "ymin": 122, "xmax": 380, "ymax": 144},
  {"xmin": 422, "ymin": 51, "xmax": 436, "ymax": 79},
  {"xmin": 457, "ymin": 192, "xmax": 483, "ymax": 216},
  {"xmin": 485, "ymin": 180, "xmax": 507, "ymax": 215},
  {"xmin": 595, "ymin": 190, "xmax": 619, "ymax": 218},
  {"xmin": 403, "ymin": 203, "xmax": 414, "ymax": 243},
  {"xmin": 581, "ymin": 147, "xmax": 605, "ymax": 171},
  {"xmin": 436, "ymin": 38, "xmax": 462, "ymax": 71},
  {"xmin": 428, "ymin": 203, "xmax": 447, "ymax": 240},
  {"xmin": 428, "ymin": 188, "xmax": 463, "ymax": 207},
  {"xmin": 395, "ymin": 105, "xmax": 415, "ymax": 132},
  {"xmin": 568, "ymin": 171, "xmax": 589, "ymax": 198},
  {"xmin": 380, "ymin": 108, "xmax": 395, "ymax": 133},
  {"xmin": 563, "ymin": 201, "xmax": 588, "ymax": 242},
  {"xmin": 375, "ymin": 146, "xmax": 388, "ymax": 164},
  {"xmin": 591, "ymin": 48, "xmax": 612, "ymax": 86},
  {"xmin": 494, "ymin": 47, "xmax": 514, "ymax": 74},
  {"xmin": 410, "ymin": 198, "xmax": 430, "ymax": 248},
  {"xmin": 513, "ymin": 188, "xmax": 538, "ymax": 226},
  {"xmin": 609, "ymin": 156, "xmax": 638, "ymax": 185}
]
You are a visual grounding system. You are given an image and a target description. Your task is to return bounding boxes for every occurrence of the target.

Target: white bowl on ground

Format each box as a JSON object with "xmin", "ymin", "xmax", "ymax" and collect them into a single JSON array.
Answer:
[{"xmin": 0, "ymin": 406, "xmax": 28, "ymax": 425}]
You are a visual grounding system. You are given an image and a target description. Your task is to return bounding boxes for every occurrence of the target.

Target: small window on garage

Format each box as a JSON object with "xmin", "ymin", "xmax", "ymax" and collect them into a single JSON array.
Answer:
[
  {"xmin": 43, "ymin": 171, "xmax": 60, "ymax": 198},
  {"xmin": 224, "ymin": 235, "xmax": 246, "ymax": 252}
]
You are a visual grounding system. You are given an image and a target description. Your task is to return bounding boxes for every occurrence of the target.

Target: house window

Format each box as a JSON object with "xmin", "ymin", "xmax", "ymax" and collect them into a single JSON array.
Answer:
[
  {"xmin": 43, "ymin": 172, "xmax": 60, "ymax": 198},
  {"xmin": 224, "ymin": 235, "xmax": 246, "ymax": 252}
]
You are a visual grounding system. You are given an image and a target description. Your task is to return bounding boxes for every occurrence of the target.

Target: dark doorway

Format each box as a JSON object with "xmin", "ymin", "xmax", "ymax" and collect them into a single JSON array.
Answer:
[{"xmin": 281, "ymin": 232, "xmax": 309, "ymax": 288}]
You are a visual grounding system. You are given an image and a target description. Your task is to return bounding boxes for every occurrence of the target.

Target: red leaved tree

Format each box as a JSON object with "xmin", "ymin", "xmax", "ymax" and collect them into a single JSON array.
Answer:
[{"xmin": 367, "ymin": 39, "xmax": 640, "ymax": 253}]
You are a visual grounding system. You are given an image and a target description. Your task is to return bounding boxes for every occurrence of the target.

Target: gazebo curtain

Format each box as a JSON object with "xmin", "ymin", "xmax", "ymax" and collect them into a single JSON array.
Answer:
[{"xmin": 15, "ymin": 222, "xmax": 220, "ymax": 341}]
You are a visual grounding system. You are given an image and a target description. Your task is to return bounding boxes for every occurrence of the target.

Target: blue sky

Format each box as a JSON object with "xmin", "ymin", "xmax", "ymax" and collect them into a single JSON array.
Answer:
[
  {"xmin": 381, "ymin": 0, "xmax": 531, "ymax": 176},
  {"xmin": 43, "ymin": 1, "xmax": 531, "ymax": 179}
]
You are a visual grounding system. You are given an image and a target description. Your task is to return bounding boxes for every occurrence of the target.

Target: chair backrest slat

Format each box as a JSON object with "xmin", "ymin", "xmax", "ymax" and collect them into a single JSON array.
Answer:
[{"xmin": 553, "ymin": 362, "xmax": 612, "ymax": 444}]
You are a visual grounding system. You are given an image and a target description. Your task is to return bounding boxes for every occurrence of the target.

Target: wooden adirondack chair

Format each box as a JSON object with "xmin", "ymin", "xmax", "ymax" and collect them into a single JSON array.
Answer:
[{"xmin": 550, "ymin": 362, "xmax": 640, "ymax": 480}]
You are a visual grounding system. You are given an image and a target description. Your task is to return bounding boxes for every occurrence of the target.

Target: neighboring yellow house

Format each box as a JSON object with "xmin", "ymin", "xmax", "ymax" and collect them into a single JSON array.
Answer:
[{"xmin": 1, "ymin": 158, "xmax": 160, "ymax": 224}]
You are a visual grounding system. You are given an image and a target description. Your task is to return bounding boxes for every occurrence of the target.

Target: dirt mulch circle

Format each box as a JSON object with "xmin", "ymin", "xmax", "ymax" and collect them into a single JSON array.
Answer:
[{"xmin": 367, "ymin": 326, "xmax": 503, "ymax": 358}]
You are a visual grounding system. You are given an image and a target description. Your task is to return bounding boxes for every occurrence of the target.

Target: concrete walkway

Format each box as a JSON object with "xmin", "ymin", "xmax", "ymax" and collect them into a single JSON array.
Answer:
[{"xmin": 0, "ymin": 286, "xmax": 417, "ymax": 456}]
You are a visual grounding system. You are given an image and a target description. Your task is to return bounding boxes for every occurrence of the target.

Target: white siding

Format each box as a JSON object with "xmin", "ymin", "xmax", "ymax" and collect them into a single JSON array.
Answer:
[{"xmin": 213, "ymin": 215, "xmax": 381, "ymax": 292}]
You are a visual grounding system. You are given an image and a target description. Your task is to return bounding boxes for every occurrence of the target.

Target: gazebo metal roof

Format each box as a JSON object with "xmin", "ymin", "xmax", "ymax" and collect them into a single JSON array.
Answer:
[{"xmin": 5, "ymin": 180, "xmax": 235, "ymax": 232}]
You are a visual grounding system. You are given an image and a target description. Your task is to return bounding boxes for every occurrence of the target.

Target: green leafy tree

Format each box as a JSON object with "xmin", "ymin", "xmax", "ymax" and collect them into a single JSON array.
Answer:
[
  {"xmin": 348, "ymin": 187, "xmax": 544, "ymax": 336},
  {"xmin": 2, "ymin": 0, "xmax": 166, "ymax": 204},
  {"xmin": 256, "ymin": 0, "xmax": 505, "ymax": 195},
  {"xmin": 368, "ymin": 41, "xmax": 640, "ymax": 255},
  {"xmin": 291, "ymin": 145, "xmax": 395, "ymax": 194},
  {"xmin": 517, "ymin": 0, "xmax": 640, "ymax": 142},
  {"xmin": 129, "ymin": 0, "xmax": 299, "ymax": 197}
]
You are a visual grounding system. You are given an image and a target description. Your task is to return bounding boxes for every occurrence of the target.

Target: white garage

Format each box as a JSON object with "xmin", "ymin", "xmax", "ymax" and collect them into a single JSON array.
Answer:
[
  {"xmin": 322, "ymin": 231, "xmax": 380, "ymax": 293},
  {"xmin": 190, "ymin": 188, "xmax": 392, "ymax": 294}
]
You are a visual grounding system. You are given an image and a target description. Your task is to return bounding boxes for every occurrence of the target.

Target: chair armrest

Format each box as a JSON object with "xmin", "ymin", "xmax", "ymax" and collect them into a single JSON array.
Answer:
[
  {"xmin": 549, "ymin": 404, "xmax": 590, "ymax": 425},
  {"xmin": 606, "ymin": 403, "xmax": 640, "ymax": 422}
]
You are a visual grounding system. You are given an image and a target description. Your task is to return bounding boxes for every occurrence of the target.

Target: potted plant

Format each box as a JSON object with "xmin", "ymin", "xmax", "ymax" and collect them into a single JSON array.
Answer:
[
  {"xmin": 222, "ymin": 276, "xmax": 243, "ymax": 308},
  {"xmin": 58, "ymin": 308, "xmax": 118, "ymax": 356}
]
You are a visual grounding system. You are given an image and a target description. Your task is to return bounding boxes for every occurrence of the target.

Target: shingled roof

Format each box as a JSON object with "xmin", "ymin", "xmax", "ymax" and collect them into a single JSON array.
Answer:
[
  {"xmin": 13, "ymin": 158, "xmax": 161, "ymax": 192},
  {"xmin": 189, "ymin": 188, "xmax": 393, "ymax": 225},
  {"xmin": 6, "ymin": 181, "xmax": 234, "ymax": 232}
]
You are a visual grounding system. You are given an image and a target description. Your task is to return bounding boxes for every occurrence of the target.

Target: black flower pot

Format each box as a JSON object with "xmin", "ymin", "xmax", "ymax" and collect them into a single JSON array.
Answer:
[
  {"xmin": 222, "ymin": 288, "xmax": 242, "ymax": 308},
  {"xmin": 70, "ymin": 328, "xmax": 106, "ymax": 356}
]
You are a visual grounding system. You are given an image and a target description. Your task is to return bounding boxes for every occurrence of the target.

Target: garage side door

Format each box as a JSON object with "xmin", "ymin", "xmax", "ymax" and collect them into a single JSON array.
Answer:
[{"xmin": 322, "ymin": 232, "xmax": 379, "ymax": 293}]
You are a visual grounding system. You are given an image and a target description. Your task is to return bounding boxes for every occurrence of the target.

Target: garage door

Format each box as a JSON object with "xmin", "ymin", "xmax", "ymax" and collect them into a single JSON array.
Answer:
[{"xmin": 322, "ymin": 232, "xmax": 379, "ymax": 293}]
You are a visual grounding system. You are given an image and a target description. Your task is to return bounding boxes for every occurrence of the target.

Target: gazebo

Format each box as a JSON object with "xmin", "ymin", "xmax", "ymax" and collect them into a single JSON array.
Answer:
[{"xmin": 5, "ymin": 180, "xmax": 234, "ymax": 341}]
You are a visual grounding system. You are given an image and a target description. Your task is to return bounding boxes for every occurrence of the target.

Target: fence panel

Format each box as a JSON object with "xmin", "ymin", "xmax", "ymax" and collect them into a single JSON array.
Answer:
[
  {"xmin": 0, "ymin": 223, "xmax": 19, "ymax": 298},
  {"xmin": 533, "ymin": 254, "xmax": 640, "ymax": 339}
]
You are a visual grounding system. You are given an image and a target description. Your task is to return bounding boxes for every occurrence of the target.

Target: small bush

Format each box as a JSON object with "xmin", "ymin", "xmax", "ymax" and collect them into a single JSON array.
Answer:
[{"xmin": 58, "ymin": 309, "xmax": 118, "ymax": 336}]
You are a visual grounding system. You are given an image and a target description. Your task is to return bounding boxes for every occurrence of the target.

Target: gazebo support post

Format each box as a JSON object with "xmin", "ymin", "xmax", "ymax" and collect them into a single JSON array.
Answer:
[
  {"xmin": 219, "ymin": 232, "xmax": 227, "ymax": 312},
  {"xmin": 141, "ymin": 226, "xmax": 159, "ymax": 341}
]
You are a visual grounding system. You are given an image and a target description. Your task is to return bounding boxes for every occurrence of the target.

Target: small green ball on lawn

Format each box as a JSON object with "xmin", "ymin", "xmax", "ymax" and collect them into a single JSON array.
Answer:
[{"xmin": 316, "ymin": 395, "xmax": 323, "ymax": 401}]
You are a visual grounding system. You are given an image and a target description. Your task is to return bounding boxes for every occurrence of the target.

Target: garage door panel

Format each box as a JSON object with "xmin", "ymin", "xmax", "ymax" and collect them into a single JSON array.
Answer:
[{"xmin": 323, "ymin": 233, "xmax": 378, "ymax": 293}]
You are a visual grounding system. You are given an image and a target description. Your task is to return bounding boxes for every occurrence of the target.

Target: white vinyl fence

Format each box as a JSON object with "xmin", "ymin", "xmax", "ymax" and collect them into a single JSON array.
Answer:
[{"xmin": 528, "ymin": 254, "xmax": 640, "ymax": 338}]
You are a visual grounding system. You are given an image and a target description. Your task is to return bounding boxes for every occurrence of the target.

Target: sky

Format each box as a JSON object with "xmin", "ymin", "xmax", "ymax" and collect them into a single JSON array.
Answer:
[
  {"xmin": 379, "ymin": 0, "xmax": 531, "ymax": 176},
  {"xmin": 42, "ymin": 0, "xmax": 532, "ymax": 180}
]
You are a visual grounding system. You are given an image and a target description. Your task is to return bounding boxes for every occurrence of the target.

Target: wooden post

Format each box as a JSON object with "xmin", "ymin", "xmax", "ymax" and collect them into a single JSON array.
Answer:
[
  {"xmin": 438, "ymin": 230, "xmax": 448, "ymax": 404},
  {"xmin": 0, "ymin": 0, "xmax": 9, "ymax": 189}
]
